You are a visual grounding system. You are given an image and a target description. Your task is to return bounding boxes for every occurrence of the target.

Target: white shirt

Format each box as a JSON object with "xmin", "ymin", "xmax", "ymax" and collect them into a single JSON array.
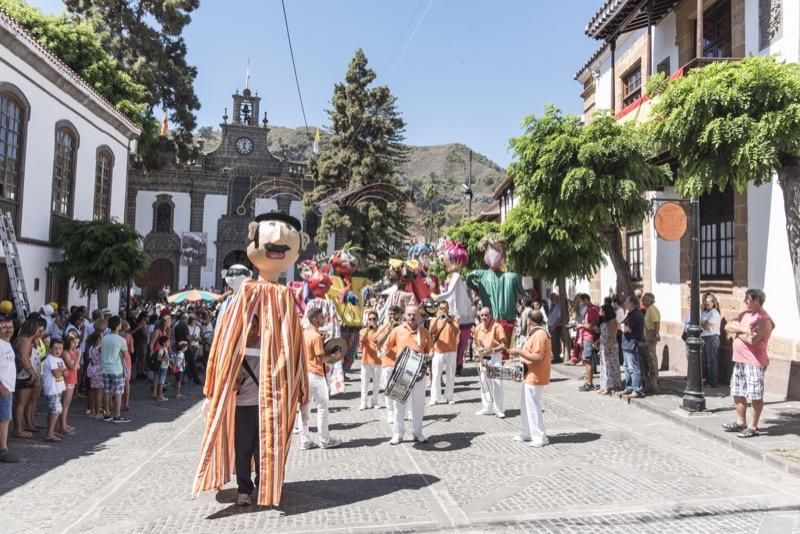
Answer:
[
  {"xmin": 236, "ymin": 354, "xmax": 260, "ymax": 406},
  {"xmin": 0, "ymin": 339, "xmax": 16, "ymax": 392},
  {"xmin": 42, "ymin": 354, "xmax": 66, "ymax": 396},
  {"xmin": 435, "ymin": 272, "xmax": 474, "ymax": 326},
  {"xmin": 700, "ymin": 308, "xmax": 721, "ymax": 337},
  {"xmin": 188, "ymin": 324, "xmax": 201, "ymax": 348}
]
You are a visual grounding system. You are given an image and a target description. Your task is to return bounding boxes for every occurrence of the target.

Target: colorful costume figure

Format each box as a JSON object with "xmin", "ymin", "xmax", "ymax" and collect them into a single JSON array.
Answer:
[
  {"xmin": 406, "ymin": 242, "xmax": 440, "ymax": 302},
  {"xmin": 380, "ymin": 260, "xmax": 417, "ymax": 324},
  {"xmin": 435, "ymin": 240, "xmax": 475, "ymax": 367},
  {"xmin": 216, "ymin": 264, "xmax": 253, "ymax": 325},
  {"xmin": 302, "ymin": 267, "xmax": 344, "ymax": 396},
  {"xmin": 324, "ymin": 248, "xmax": 370, "ymax": 376},
  {"xmin": 466, "ymin": 234, "xmax": 526, "ymax": 347},
  {"xmin": 288, "ymin": 260, "xmax": 317, "ymax": 313},
  {"xmin": 194, "ymin": 212, "xmax": 310, "ymax": 507}
]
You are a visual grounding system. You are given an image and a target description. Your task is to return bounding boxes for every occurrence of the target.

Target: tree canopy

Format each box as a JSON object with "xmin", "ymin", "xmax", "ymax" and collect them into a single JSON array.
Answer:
[
  {"xmin": 648, "ymin": 55, "xmax": 800, "ymax": 311},
  {"xmin": 0, "ymin": 0, "xmax": 147, "ymax": 125},
  {"xmin": 309, "ymin": 49, "xmax": 410, "ymax": 263},
  {"xmin": 508, "ymin": 106, "xmax": 667, "ymax": 297},
  {"xmin": 55, "ymin": 219, "xmax": 148, "ymax": 308}
]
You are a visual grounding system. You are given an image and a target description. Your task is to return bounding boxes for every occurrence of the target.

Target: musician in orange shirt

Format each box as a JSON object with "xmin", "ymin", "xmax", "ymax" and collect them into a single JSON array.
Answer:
[
  {"xmin": 383, "ymin": 305, "xmax": 432, "ymax": 445},
  {"xmin": 358, "ymin": 311, "xmax": 382, "ymax": 410},
  {"xmin": 473, "ymin": 306, "xmax": 508, "ymax": 418},
  {"xmin": 429, "ymin": 301, "xmax": 460, "ymax": 405},
  {"xmin": 378, "ymin": 306, "xmax": 403, "ymax": 422},
  {"xmin": 509, "ymin": 310, "xmax": 551, "ymax": 447},
  {"xmin": 298, "ymin": 308, "xmax": 342, "ymax": 450}
]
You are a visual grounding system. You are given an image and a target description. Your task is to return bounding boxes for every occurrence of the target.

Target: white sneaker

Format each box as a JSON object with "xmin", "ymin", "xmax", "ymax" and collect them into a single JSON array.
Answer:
[
  {"xmin": 300, "ymin": 440, "xmax": 319, "ymax": 450},
  {"xmin": 427, "ymin": 401, "xmax": 436, "ymax": 407},
  {"xmin": 475, "ymin": 409, "xmax": 494, "ymax": 416},
  {"xmin": 447, "ymin": 400, "xmax": 455, "ymax": 405},
  {"xmin": 358, "ymin": 404, "xmax": 367, "ymax": 411},
  {"xmin": 496, "ymin": 412, "xmax": 506, "ymax": 419},
  {"xmin": 530, "ymin": 439, "xmax": 549, "ymax": 448},
  {"xmin": 514, "ymin": 435, "xmax": 530, "ymax": 442},
  {"xmin": 373, "ymin": 405, "xmax": 381, "ymax": 410},
  {"xmin": 413, "ymin": 434, "xmax": 428, "ymax": 443},
  {"xmin": 320, "ymin": 436, "xmax": 342, "ymax": 449},
  {"xmin": 158, "ymin": 395, "xmax": 168, "ymax": 401},
  {"xmin": 389, "ymin": 435, "xmax": 402, "ymax": 445}
]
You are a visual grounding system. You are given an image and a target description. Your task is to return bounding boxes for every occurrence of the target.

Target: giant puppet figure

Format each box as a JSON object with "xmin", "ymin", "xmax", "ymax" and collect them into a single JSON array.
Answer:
[
  {"xmin": 194, "ymin": 212, "xmax": 309, "ymax": 507},
  {"xmin": 466, "ymin": 233, "xmax": 526, "ymax": 347},
  {"xmin": 301, "ymin": 262, "xmax": 345, "ymax": 395},
  {"xmin": 216, "ymin": 264, "xmax": 253, "ymax": 325},
  {"xmin": 434, "ymin": 240, "xmax": 474, "ymax": 369},
  {"xmin": 406, "ymin": 242, "xmax": 440, "ymax": 302},
  {"xmin": 380, "ymin": 259, "xmax": 417, "ymax": 324},
  {"xmin": 324, "ymin": 247, "xmax": 370, "ymax": 378}
]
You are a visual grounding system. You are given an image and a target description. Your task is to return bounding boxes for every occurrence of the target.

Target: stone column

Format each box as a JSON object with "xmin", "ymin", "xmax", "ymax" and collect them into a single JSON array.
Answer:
[{"xmin": 188, "ymin": 191, "xmax": 205, "ymax": 288}]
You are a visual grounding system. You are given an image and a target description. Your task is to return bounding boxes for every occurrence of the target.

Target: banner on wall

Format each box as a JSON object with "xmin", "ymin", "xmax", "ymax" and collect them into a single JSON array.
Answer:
[{"xmin": 181, "ymin": 232, "xmax": 208, "ymax": 266}]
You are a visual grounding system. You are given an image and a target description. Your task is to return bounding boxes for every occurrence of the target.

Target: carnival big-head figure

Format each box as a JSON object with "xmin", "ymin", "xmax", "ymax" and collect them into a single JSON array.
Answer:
[
  {"xmin": 221, "ymin": 264, "xmax": 252, "ymax": 293},
  {"xmin": 481, "ymin": 233, "xmax": 507, "ymax": 271},
  {"xmin": 439, "ymin": 240, "xmax": 469, "ymax": 275},
  {"xmin": 434, "ymin": 239, "xmax": 474, "ymax": 367},
  {"xmin": 195, "ymin": 211, "xmax": 310, "ymax": 508}
]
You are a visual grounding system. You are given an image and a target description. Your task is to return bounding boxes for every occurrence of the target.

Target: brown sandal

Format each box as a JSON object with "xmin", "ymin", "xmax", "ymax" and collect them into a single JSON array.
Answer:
[{"xmin": 12, "ymin": 431, "xmax": 33, "ymax": 439}]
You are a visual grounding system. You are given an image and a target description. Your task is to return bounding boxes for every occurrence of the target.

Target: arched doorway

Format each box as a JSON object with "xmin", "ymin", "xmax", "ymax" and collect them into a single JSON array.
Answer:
[{"xmin": 135, "ymin": 259, "xmax": 175, "ymax": 301}]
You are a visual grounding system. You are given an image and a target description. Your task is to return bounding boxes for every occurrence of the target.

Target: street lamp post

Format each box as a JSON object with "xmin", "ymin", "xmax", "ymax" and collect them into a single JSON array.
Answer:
[
  {"xmin": 463, "ymin": 149, "xmax": 473, "ymax": 218},
  {"xmin": 681, "ymin": 196, "xmax": 706, "ymax": 412}
]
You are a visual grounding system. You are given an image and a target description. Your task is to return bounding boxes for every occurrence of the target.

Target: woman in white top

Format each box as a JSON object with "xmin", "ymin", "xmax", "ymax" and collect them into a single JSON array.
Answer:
[{"xmin": 700, "ymin": 292, "xmax": 721, "ymax": 387}]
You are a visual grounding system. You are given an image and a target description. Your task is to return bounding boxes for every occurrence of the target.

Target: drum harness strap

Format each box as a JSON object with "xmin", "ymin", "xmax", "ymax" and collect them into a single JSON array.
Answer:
[{"xmin": 237, "ymin": 358, "xmax": 259, "ymax": 396}]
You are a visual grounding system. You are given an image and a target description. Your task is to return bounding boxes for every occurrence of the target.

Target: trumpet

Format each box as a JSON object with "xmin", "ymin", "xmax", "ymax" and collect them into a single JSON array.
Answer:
[{"xmin": 376, "ymin": 320, "xmax": 400, "ymax": 348}]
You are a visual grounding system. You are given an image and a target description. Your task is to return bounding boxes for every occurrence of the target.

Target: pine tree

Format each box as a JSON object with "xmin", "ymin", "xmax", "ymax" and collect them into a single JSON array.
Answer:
[
  {"xmin": 310, "ymin": 49, "xmax": 410, "ymax": 262},
  {"xmin": 64, "ymin": 0, "xmax": 201, "ymax": 165}
]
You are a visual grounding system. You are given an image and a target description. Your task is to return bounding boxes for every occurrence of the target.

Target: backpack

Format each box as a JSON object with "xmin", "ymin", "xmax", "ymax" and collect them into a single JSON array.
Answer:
[{"xmin": 147, "ymin": 350, "xmax": 160, "ymax": 372}]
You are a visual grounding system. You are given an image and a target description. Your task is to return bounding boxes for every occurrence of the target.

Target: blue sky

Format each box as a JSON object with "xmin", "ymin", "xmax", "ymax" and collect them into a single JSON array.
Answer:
[{"xmin": 30, "ymin": 0, "xmax": 600, "ymax": 167}]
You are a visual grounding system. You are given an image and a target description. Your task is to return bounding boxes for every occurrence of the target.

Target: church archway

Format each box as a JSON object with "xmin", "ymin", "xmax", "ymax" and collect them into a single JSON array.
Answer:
[{"xmin": 136, "ymin": 258, "xmax": 175, "ymax": 301}]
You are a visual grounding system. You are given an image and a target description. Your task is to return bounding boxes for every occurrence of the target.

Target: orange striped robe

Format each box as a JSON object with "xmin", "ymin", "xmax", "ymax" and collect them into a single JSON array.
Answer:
[{"xmin": 193, "ymin": 280, "xmax": 308, "ymax": 506}]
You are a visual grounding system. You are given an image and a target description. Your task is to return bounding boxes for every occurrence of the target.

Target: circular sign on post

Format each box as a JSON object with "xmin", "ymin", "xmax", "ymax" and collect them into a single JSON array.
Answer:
[{"xmin": 654, "ymin": 202, "xmax": 688, "ymax": 241}]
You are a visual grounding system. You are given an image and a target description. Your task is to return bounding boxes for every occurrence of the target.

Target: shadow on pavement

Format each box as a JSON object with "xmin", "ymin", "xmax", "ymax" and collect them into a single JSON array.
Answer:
[
  {"xmin": 337, "ymin": 436, "xmax": 390, "ymax": 449},
  {"xmin": 761, "ymin": 409, "xmax": 800, "ymax": 437},
  {"xmin": 329, "ymin": 420, "xmax": 372, "ymax": 431},
  {"xmin": 420, "ymin": 431, "xmax": 483, "ymax": 452},
  {"xmin": 548, "ymin": 431, "xmax": 601, "ymax": 445},
  {"xmin": 209, "ymin": 473, "xmax": 441, "ymax": 518}
]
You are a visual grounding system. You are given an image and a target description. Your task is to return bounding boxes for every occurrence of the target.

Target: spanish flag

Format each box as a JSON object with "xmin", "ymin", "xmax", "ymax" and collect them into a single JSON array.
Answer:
[
  {"xmin": 312, "ymin": 128, "xmax": 320, "ymax": 156},
  {"xmin": 160, "ymin": 112, "xmax": 169, "ymax": 137}
]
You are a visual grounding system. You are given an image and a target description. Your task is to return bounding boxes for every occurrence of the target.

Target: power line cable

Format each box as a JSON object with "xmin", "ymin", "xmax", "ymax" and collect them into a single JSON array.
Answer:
[{"xmin": 280, "ymin": 0, "xmax": 310, "ymax": 138}]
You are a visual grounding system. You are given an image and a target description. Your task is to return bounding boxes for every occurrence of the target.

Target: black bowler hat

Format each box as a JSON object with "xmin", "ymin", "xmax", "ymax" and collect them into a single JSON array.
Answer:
[{"xmin": 254, "ymin": 211, "xmax": 301, "ymax": 231}]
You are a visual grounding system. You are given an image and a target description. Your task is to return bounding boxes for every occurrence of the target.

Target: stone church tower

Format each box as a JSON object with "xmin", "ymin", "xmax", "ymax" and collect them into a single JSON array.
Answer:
[{"xmin": 126, "ymin": 87, "xmax": 321, "ymax": 298}]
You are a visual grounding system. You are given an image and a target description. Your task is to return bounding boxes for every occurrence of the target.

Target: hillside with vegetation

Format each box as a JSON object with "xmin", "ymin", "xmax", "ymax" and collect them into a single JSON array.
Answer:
[{"xmin": 195, "ymin": 125, "xmax": 505, "ymax": 236}]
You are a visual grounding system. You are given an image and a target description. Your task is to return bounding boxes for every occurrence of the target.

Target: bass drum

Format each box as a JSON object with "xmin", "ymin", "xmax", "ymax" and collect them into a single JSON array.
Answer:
[{"xmin": 385, "ymin": 347, "xmax": 427, "ymax": 403}]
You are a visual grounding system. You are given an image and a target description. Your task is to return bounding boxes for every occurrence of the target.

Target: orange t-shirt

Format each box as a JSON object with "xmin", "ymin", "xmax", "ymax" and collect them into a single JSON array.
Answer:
[
  {"xmin": 430, "ymin": 318, "xmax": 459, "ymax": 353},
  {"xmin": 473, "ymin": 321, "xmax": 507, "ymax": 354},
  {"xmin": 382, "ymin": 324, "xmax": 432, "ymax": 368},
  {"xmin": 359, "ymin": 327, "xmax": 381, "ymax": 366},
  {"xmin": 522, "ymin": 327, "xmax": 552, "ymax": 385},
  {"xmin": 302, "ymin": 326, "xmax": 326, "ymax": 377}
]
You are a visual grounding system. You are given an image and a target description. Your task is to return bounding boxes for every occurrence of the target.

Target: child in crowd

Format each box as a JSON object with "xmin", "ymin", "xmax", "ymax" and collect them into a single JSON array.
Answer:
[
  {"xmin": 42, "ymin": 338, "xmax": 66, "ymax": 442},
  {"xmin": 60, "ymin": 333, "xmax": 80, "ymax": 434},
  {"xmin": 171, "ymin": 341, "xmax": 187, "ymax": 398},
  {"xmin": 85, "ymin": 331, "xmax": 104, "ymax": 418},
  {"xmin": 155, "ymin": 336, "xmax": 170, "ymax": 401}
]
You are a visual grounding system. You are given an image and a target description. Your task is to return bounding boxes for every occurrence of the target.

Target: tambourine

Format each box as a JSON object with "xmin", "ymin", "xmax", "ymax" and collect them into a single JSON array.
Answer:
[{"xmin": 322, "ymin": 337, "xmax": 347, "ymax": 364}]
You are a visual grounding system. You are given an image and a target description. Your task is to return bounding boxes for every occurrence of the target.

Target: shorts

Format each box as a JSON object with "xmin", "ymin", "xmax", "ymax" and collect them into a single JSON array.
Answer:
[
  {"xmin": 90, "ymin": 373, "xmax": 104, "ymax": 390},
  {"xmin": 730, "ymin": 362, "xmax": 765, "ymax": 400},
  {"xmin": 0, "ymin": 393, "xmax": 12, "ymax": 421},
  {"xmin": 581, "ymin": 340, "xmax": 596, "ymax": 362},
  {"xmin": 47, "ymin": 394, "xmax": 63, "ymax": 415},
  {"xmin": 15, "ymin": 377, "xmax": 33, "ymax": 390},
  {"xmin": 173, "ymin": 371, "xmax": 184, "ymax": 384},
  {"xmin": 158, "ymin": 368, "xmax": 167, "ymax": 385},
  {"xmin": 102, "ymin": 373, "xmax": 125, "ymax": 396}
]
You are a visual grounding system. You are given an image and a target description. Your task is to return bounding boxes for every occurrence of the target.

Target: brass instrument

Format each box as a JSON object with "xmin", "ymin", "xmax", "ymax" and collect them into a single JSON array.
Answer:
[{"xmin": 322, "ymin": 337, "xmax": 347, "ymax": 365}]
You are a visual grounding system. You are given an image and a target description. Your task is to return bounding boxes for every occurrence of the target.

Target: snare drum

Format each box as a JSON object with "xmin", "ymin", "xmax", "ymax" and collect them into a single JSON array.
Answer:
[
  {"xmin": 385, "ymin": 347, "xmax": 427, "ymax": 402},
  {"xmin": 484, "ymin": 362, "xmax": 525, "ymax": 382}
]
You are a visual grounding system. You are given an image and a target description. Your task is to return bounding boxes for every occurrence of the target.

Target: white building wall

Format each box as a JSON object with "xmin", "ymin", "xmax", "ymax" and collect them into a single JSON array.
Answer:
[
  {"xmin": 746, "ymin": 0, "xmax": 800, "ymax": 62},
  {"xmin": 648, "ymin": 191, "xmax": 683, "ymax": 324},
  {"xmin": 652, "ymin": 11, "xmax": 679, "ymax": 73},
  {"xmin": 201, "ymin": 194, "xmax": 227, "ymax": 289},
  {"xmin": 1, "ymin": 30, "xmax": 134, "ymax": 313}
]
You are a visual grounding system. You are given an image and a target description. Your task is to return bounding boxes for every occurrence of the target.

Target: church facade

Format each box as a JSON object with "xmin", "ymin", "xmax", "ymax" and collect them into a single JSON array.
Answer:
[{"xmin": 127, "ymin": 88, "xmax": 326, "ymax": 298}]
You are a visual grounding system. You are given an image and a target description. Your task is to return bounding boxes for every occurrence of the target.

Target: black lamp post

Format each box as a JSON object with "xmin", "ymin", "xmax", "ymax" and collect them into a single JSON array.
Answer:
[
  {"xmin": 681, "ymin": 196, "xmax": 706, "ymax": 412},
  {"xmin": 463, "ymin": 184, "xmax": 473, "ymax": 218}
]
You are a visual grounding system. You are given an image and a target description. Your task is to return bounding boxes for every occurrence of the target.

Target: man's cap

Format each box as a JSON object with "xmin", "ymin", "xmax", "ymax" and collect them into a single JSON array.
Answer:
[
  {"xmin": 254, "ymin": 211, "xmax": 301, "ymax": 231},
  {"xmin": 0, "ymin": 313, "xmax": 13, "ymax": 324},
  {"xmin": 101, "ymin": 308, "xmax": 112, "ymax": 316}
]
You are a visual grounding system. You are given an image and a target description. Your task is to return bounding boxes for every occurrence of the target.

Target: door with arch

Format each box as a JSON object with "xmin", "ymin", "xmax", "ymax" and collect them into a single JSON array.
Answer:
[{"xmin": 136, "ymin": 258, "xmax": 175, "ymax": 301}]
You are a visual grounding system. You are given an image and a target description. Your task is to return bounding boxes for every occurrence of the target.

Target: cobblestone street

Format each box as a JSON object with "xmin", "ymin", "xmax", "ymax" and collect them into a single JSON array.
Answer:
[{"xmin": 2, "ymin": 363, "xmax": 800, "ymax": 534}]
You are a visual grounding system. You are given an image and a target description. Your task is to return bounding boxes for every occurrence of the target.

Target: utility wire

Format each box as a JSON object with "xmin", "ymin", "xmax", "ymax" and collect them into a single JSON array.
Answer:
[{"xmin": 281, "ymin": 0, "xmax": 310, "ymax": 138}]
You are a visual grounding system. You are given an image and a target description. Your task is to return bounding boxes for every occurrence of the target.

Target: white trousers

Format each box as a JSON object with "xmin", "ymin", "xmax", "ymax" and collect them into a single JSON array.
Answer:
[
  {"xmin": 479, "ymin": 353, "xmax": 504, "ymax": 413},
  {"xmin": 381, "ymin": 366, "xmax": 395, "ymax": 421},
  {"xmin": 431, "ymin": 351, "xmax": 456, "ymax": 403},
  {"xmin": 360, "ymin": 363, "xmax": 381, "ymax": 407},
  {"xmin": 520, "ymin": 383, "xmax": 547, "ymax": 444},
  {"xmin": 299, "ymin": 373, "xmax": 330, "ymax": 445},
  {"xmin": 391, "ymin": 378, "xmax": 426, "ymax": 439}
]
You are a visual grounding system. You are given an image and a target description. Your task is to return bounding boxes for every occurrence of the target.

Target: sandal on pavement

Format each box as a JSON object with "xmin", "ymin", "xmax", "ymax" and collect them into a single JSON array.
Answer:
[
  {"xmin": 737, "ymin": 427, "xmax": 760, "ymax": 438},
  {"xmin": 44, "ymin": 436, "xmax": 62, "ymax": 443},
  {"xmin": 12, "ymin": 431, "xmax": 33, "ymax": 439},
  {"xmin": 722, "ymin": 422, "xmax": 747, "ymax": 433}
]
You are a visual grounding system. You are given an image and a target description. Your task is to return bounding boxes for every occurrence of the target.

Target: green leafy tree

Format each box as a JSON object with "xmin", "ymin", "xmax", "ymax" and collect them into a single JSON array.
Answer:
[
  {"xmin": 309, "ymin": 49, "xmax": 410, "ymax": 262},
  {"xmin": 64, "ymin": 0, "xmax": 201, "ymax": 165},
  {"xmin": 648, "ymin": 56, "xmax": 800, "ymax": 312},
  {"xmin": 418, "ymin": 183, "xmax": 447, "ymax": 243},
  {"xmin": 55, "ymin": 220, "xmax": 148, "ymax": 309},
  {"xmin": 509, "ymin": 106, "xmax": 667, "ymax": 298},
  {"xmin": 444, "ymin": 220, "xmax": 501, "ymax": 271},
  {"xmin": 0, "ymin": 0, "xmax": 146, "ymax": 125}
]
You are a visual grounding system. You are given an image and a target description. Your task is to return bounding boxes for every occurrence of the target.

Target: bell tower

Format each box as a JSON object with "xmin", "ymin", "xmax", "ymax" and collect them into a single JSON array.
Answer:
[{"xmin": 231, "ymin": 88, "xmax": 261, "ymax": 126}]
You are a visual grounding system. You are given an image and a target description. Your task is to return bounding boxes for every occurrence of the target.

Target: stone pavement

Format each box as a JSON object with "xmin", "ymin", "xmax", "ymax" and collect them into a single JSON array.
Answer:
[
  {"xmin": 2, "ymin": 362, "xmax": 800, "ymax": 533},
  {"xmin": 552, "ymin": 362, "xmax": 800, "ymax": 477}
]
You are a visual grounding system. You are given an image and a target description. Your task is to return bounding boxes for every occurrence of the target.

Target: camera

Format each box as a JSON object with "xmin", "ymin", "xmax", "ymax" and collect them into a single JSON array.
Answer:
[{"xmin": 439, "ymin": 314, "xmax": 447, "ymax": 320}]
